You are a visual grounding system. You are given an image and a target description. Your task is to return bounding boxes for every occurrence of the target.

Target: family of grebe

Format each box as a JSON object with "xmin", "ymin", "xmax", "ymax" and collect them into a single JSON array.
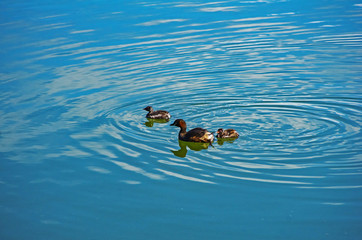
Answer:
[{"xmin": 144, "ymin": 106, "xmax": 239, "ymax": 145}]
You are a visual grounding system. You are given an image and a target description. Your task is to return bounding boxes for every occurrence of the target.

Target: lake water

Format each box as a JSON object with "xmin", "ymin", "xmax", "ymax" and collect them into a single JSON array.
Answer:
[{"xmin": 1, "ymin": 0, "xmax": 362, "ymax": 239}]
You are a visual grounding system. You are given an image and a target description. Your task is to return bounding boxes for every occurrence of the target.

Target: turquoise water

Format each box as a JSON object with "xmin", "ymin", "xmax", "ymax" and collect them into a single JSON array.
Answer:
[{"xmin": 1, "ymin": 0, "xmax": 362, "ymax": 239}]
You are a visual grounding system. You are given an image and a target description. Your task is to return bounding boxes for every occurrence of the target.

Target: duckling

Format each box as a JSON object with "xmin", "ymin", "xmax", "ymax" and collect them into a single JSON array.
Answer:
[
  {"xmin": 143, "ymin": 106, "xmax": 171, "ymax": 120},
  {"xmin": 216, "ymin": 128, "xmax": 239, "ymax": 138},
  {"xmin": 170, "ymin": 119, "xmax": 214, "ymax": 144}
]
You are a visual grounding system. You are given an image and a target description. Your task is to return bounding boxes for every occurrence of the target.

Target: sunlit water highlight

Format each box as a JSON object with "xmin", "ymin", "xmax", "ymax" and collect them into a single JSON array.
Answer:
[{"xmin": 1, "ymin": 0, "xmax": 361, "ymax": 239}]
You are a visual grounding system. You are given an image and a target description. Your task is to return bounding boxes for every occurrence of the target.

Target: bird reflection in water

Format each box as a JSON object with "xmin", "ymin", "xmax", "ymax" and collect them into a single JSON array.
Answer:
[
  {"xmin": 217, "ymin": 137, "xmax": 238, "ymax": 146},
  {"xmin": 144, "ymin": 118, "xmax": 170, "ymax": 127},
  {"xmin": 171, "ymin": 140, "xmax": 210, "ymax": 158}
]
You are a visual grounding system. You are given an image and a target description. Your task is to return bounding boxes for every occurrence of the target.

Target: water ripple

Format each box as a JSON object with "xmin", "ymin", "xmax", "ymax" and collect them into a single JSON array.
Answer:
[
  {"xmin": 1, "ymin": 0, "xmax": 361, "ymax": 189},
  {"xmin": 1, "ymin": 1, "xmax": 362, "ymax": 239},
  {"xmin": 72, "ymin": 93, "xmax": 360, "ymax": 186}
]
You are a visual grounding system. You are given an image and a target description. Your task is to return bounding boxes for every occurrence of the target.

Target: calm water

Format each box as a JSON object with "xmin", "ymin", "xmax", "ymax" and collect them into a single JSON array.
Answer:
[{"xmin": 1, "ymin": 0, "xmax": 362, "ymax": 239}]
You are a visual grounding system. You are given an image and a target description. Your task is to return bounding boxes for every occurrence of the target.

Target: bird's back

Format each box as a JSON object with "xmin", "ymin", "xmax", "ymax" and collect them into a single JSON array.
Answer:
[
  {"xmin": 183, "ymin": 128, "xmax": 214, "ymax": 143},
  {"xmin": 147, "ymin": 110, "xmax": 171, "ymax": 119}
]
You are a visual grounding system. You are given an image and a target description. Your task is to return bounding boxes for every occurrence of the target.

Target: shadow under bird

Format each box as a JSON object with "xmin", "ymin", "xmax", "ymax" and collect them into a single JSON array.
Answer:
[
  {"xmin": 170, "ymin": 119, "xmax": 214, "ymax": 144},
  {"xmin": 216, "ymin": 128, "xmax": 239, "ymax": 139},
  {"xmin": 143, "ymin": 106, "xmax": 171, "ymax": 120}
]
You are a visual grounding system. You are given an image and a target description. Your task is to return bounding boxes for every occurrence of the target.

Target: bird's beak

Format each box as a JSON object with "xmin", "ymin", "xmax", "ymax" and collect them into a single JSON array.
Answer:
[{"xmin": 170, "ymin": 122, "xmax": 175, "ymax": 126}]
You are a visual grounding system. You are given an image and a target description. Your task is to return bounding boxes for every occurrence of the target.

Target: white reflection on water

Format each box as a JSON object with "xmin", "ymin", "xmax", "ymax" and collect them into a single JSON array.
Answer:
[
  {"xmin": 199, "ymin": 6, "xmax": 239, "ymax": 12},
  {"xmin": 156, "ymin": 168, "xmax": 216, "ymax": 184},
  {"xmin": 136, "ymin": 19, "xmax": 188, "ymax": 26},
  {"xmin": 214, "ymin": 173, "xmax": 310, "ymax": 185},
  {"xmin": 226, "ymin": 161, "xmax": 305, "ymax": 170},
  {"xmin": 112, "ymin": 143, "xmax": 141, "ymax": 158},
  {"xmin": 111, "ymin": 160, "xmax": 164, "ymax": 180},
  {"xmin": 81, "ymin": 141, "xmax": 118, "ymax": 159},
  {"xmin": 87, "ymin": 166, "xmax": 111, "ymax": 174},
  {"xmin": 47, "ymin": 145, "xmax": 92, "ymax": 158},
  {"xmin": 70, "ymin": 29, "xmax": 95, "ymax": 34},
  {"xmin": 158, "ymin": 160, "xmax": 203, "ymax": 171}
]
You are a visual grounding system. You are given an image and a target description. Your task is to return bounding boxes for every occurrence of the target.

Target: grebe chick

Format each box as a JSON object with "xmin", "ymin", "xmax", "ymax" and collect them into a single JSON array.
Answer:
[
  {"xmin": 143, "ymin": 106, "xmax": 171, "ymax": 120},
  {"xmin": 216, "ymin": 128, "xmax": 239, "ymax": 138},
  {"xmin": 170, "ymin": 119, "xmax": 214, "ymax": 144}
]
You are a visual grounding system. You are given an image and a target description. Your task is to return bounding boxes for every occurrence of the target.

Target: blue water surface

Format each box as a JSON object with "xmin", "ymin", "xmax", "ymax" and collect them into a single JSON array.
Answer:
[{"xmin": 1, "ymin": 0, "xmax": 362, "ymax": 239}]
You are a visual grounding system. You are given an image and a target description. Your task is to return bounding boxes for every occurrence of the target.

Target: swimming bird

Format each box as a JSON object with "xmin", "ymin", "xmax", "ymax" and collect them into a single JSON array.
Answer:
[
  {"xmin": 170, "ymin": 119, "xmax": 214, "ymax": 144},
  {"xmin": 143, "ymin": 106, "xmax": 171, "ymax": 120},
  {"xmin": 216, "ymin": 128, "xmax": 239, "ymax": 139}
]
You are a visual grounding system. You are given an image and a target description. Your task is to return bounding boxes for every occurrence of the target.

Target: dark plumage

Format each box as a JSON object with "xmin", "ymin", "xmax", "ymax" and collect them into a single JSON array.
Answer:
[
  {"xmin": 143, "ymin": 106, "xmax": 171, "ymax": 120},
  {"xmin": 170, "ymin": 119, "xmax": 214, "ymax": 144},
  {"xmin": 216, "ymin": 128, "xmax": 239, "ymax": 139}
]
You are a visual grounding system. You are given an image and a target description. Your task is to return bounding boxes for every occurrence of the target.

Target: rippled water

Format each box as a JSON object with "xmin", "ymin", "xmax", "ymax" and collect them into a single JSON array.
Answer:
[{"xmin": 1, "ymin": 0, "xmax": 362, "ymax": 239}]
